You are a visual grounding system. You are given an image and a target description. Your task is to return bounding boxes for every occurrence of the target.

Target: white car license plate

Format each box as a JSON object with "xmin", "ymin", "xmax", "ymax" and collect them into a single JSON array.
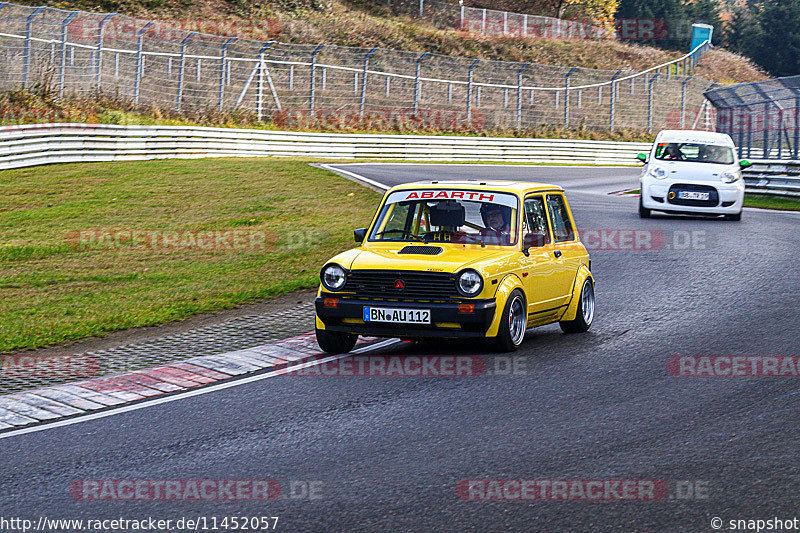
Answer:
[
  {"xmin": 677, "ymin": 191, "xmax": 710, "ymax": 201},
  {"xmin": 363, "ymin": 307, "xmax": 431, "ymax": 325}
]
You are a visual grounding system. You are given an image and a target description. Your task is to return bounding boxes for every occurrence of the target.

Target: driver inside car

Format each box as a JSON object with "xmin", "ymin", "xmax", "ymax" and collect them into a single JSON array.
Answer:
[{"xmin": 479, "ymin": 204, "xmax": 512, "ymax": 245}]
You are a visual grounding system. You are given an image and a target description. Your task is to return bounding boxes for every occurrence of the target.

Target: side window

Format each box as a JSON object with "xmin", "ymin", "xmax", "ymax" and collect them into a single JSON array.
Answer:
[
  {"xmin": 523, "ymin": 196, "xmax": 551, "ymax": 246},
  {"xmin": 546, "ymin": 194, "xmax": 575, "ymax": 243}
]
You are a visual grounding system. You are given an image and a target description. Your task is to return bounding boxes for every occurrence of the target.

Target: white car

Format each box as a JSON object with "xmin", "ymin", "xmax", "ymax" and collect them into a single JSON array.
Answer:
[{"xmin": 637, "ymin": 130, "xmax": 750, "ymax": 221}]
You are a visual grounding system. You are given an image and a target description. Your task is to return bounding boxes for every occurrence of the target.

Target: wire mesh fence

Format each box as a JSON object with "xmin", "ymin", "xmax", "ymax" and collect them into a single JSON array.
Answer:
[
  {"xmin": 392, "ymin": 0, "xmax": 608, "ymax": 39},
  {"xmin": 706, "ymin": 77, "xmax": 800, "ymax": 160},
  {"xmin": 0, "ymin": 2, "xmax": 715, "ymax": 133}
]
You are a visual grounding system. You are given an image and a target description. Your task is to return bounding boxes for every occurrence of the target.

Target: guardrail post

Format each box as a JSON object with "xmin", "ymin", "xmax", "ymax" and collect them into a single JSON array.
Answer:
[
  {"xmin": 218, "ymin": 37, "xmax": 237, "ymax": 111},
  {"xmin": 413, "ymin": 52, "xmax": 429, "ymax": 115},
  {"xmin": 359, "ymin": 47, "xmax": 378, "ymax": 118},
  {"xmin": 23, "ymin": 7, "xmax": 44, "ymax": 88},
  {"xmin": 466, "ymin": 59, "xmax": 480, "ymax": 125},
  {"xmin": 133, "ymin": 21, "xmax": 154, "ymax": 107},
  {"xmin": 176, "ymin": 31, "xmax": 197, "ymax": 112},
  {"xmin": 609, "ymin": 70, "xmax": 621, "ymax": 131},
  {"xmin": 58, "ymin": 11, "xmax": 79, "ymax": 97},
  {"xmin": 309, "ymin": 44, "xmax": 324, "ymax": 114},
  {"xmin": 516, "ymin": 62, "xmax": 529, "ymax": 129},
  {"xmin": 96, "ymin": 12, "xmax": 116, "ymax": 93},
  {"xmin": 680, "ymin": 75, "xmax": 694, "ymax": 129},
  {"xmin": 647, "ymin": 72, "xmax": 660, "ymax": 133},
  {"xmin": 564, "ymin": 66, "xmax": 577, "ymax": 128}
]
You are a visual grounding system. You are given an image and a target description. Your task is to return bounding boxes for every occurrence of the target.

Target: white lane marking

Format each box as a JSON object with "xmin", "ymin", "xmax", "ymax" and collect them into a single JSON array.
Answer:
[
  {"xmin": 317, "ymin": 164, "xmax": 390, "ymax": 191},
  {"xmin": 0, "ymin": 339, "xmax": 400, "ymax": 440}
]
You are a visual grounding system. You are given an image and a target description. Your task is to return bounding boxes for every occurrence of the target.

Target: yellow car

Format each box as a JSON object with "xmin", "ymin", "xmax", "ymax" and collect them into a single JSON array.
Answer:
[{"xmin": 315, "ymin": 180, "xmax": 594, "ymax": 353}]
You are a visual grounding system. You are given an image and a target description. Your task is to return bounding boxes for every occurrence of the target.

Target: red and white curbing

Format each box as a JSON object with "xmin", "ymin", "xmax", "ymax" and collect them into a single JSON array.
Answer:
[{"xmin": 0, "ymin": 333, "xmax": 371, "ymax": 431}]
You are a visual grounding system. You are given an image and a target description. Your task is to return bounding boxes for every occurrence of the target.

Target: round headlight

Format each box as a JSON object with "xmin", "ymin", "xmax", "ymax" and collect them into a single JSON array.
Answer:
[
  {"xmin": 457, "ymin": 269, "xmax": 483, "ymax": 296},
  {"xmin": 720, "ymin": 172, "xmax": 740, "ymax": 184},
  {"xmin": 648, "ymin": 166, "xmax": 667, "ymax": 179},
  {"xmin": 321, "ymin": 264, "xmax": 346, "ymax": 291}
]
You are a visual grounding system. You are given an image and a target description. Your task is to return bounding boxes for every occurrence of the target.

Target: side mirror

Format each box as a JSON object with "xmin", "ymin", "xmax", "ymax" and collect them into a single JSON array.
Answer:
[
  {"xmin": 739, "ymin": 159, "xmax": 752, "ymax": 169},
  {"xmin": 354, "ymin": 228, "xmax": 367, "ymax": 243},
  {"xmin": 636, "ymin": 152, "xmax": 648, "ymax": 164},
  {"xmin": 522, "ymin": 232, "xmax": 545, "ymax": 256}
]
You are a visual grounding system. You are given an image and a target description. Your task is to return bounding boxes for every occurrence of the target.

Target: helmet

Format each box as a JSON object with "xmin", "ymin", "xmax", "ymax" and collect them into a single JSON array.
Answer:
[{"xmin": 480, "ymin": 203, "xmax": 510, "ymax": 228}]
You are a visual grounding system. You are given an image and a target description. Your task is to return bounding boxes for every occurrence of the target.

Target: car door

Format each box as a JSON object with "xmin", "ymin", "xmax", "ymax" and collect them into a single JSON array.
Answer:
[
  {"xmin": 520, "ymin": 195, "xmax": 563, "ymax": 316},
  {"xmin": 545, "ymin": 193, "xmax": 583, "ymax": 308}
]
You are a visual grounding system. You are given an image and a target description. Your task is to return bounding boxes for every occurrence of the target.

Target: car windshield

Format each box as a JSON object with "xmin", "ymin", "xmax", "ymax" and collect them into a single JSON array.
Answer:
[
  {"xmin": 654, "ymin": 142, "xmax": 735, "ymax": 164},
  {"xmin": 369, "ymin": 189, "xmax": 519, "ymax": 246}
]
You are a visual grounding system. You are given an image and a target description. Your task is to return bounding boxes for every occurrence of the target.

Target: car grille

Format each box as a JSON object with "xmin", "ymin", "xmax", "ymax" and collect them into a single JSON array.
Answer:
[
  {"xmin": 667, "ymin": 184, "xmax": 719, "ymax": 207},
  {"xmin": 345, "ymin": 270, "xmax": 460, "ymax": 300}
]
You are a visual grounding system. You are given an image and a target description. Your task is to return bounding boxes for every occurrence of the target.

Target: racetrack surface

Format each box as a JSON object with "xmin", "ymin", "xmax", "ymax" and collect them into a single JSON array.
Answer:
[{"xmin": 1, "ymin": 164, "xmax": 799, "ymax": 532}]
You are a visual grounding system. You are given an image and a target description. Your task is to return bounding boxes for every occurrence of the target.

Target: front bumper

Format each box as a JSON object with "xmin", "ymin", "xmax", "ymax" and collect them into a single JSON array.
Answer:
[
  {"xmin": 641, "ymin": 177, "xmax": 744, "ymax": 214},
  {"xmin": 315, "ymin": 295, "xmax": 497, "ymax": 338}
]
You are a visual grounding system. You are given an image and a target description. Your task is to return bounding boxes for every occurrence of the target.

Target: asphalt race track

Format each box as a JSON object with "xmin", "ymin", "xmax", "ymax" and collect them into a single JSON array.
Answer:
[{"xmin": 1, "ymin": 164, "xmax": 799, "ymax": 532}]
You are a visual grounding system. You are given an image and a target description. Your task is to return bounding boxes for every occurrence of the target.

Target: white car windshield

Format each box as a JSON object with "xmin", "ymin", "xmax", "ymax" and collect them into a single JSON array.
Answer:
[
  {"xmin": 369, "ymin": 189, "xmax": 519, "ymax": 246},
  {"xmin": 654, "ymin": 142, "xmax": 735, "ymax": 165}
]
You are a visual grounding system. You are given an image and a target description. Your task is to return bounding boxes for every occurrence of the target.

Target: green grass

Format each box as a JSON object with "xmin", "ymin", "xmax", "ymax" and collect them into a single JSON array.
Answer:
[
  {"xmin": 0, "ymin": 158, "xmax": 381, "ymax": 353},
  {"xmin": 743, "ymin": 194, "xmax": 800, "ymax": 211}
]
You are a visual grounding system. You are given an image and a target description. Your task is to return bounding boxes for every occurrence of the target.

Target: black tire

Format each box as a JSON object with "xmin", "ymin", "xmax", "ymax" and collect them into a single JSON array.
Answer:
[
  {"xmin": 560, "ymin": 278, "xmax": 595, "ymax": 334},
  {"xmin": 638, "ymin": 196, "xmax": 651, "ymax": 218},
  {"xmin": 492, "ymin": 289, "xmax": 527, "ymax": 352},
  {"xmin": 724, "ymin": 211, "xmax": 742, "ymax": 221},
  {"xmin": 316, "ymin": 328, "xmax": 358, "ymax": 354}
]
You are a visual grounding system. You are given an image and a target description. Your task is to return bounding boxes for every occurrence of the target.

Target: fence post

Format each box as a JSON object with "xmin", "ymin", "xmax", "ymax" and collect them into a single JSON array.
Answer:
[
  {"xmin": 763, "ymin": 102, "xmax": 770, "ymax": 157},
  {"xmin": 133, "ymin": 21, "xmax": 154, "ymax": 106},
  {"xmin": 737, "ymin": 106, "xmax": 745, "ymax": 158},
  {"xmin": 503, "ymin": 11, "xmax": 508, "ymax": 34},
  {"xmin": 460, "ymin": 1, "xmax": 464, "ymax": 29},
  {"xmin": 218, "ymin": 37, "xmax": 237, "ymax": 111},
  {"xmin": 523, "ymin": 14, "xmax": 527, "ymax": 36},
  {"xmin": 795, "ymin": 95, "xmax": 800, "ymax": 159},
  {"xmin": 96, "ymin": 12, "xmax": 116, "ymax": 93},
  {"xmin": 360, "ymin": 47, "xmax": 378, "ymax": 118},
  {"xmin": 680, "ymin": 75, "xmax": 694, "ymax": 129},
  {"xmin": 419, "ymin": 0, "xmax": 423, "ymax": 16},
  {"xmin": 23, "ymin": 7, "xmax": 44, "ymax": 88},
  {"xmin": 466, "ymin": 59, "xmax": 480, "ymax": 124},
  {"xmin": 309, "ymin": 44, "xmax": 324, "ymax": 114},
  {"xmin": 482, "ymin": 9, "xmax": 486, "ymax": 33},
  {"xmin": 176, "ymin": 31, "xmax": 198, "ymax": 112},
  {"xmin": 516, "ymin": 62, "xmax": 529, "ymax": 129},
  {"xmin": 58, "ymin": 11, "xmax": 79, "ymax": 97},
  {"xmin": 564, "ymin": 66, "xmax": 577, "ymax": 128},
  {"xmin": 609, "ymin": 69, "xmax": 621, "ymax": 131},
  {"xmin": 647, "ymin": 72, "xmax": 660, "ymax": 133},
  {"xmin": 746, "ymin": 109, "xmax": 752, "ymax": 158},
  {"xmin": 413, "ymin": 51, "xmax": 429, "ymax": 115}
]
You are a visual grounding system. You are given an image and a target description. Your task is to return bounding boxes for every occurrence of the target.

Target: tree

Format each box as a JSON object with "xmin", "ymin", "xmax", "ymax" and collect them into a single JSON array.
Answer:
[
  {"xmin": 750, "ymin": 0, "xmax": 800, "ymax": 76},
  {"xmin": 579, "ymin": 0, "xmax": 621, "ymax": 35}
]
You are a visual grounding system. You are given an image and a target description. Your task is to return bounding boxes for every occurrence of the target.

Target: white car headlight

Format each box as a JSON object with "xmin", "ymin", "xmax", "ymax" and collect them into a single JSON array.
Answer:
[
  {"xmin": 720, "ymin": 172, "xmax": 740, "ymax": 184},
  {"xmin": 457, "ymin": 269, "xmax": 483, "ymax": 296},
  {"xmin": 648, "ymin": 166, "xmax": 667, "ymax": 180},
  {"xmin": 321, "ymin": 264, "xmax": 346, "ymax": 291}
]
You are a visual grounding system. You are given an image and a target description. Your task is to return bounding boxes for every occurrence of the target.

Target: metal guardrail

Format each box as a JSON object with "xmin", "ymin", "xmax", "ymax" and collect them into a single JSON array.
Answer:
[
  {"xmin": 743, "ymin": 160, "xmax": 800, "ymax": 196},
  {"xmin": 3, "ymin": 124, "xmax": 798, "ymax": 196},
  {"xmin": 0, "ymin": 123, "xmax": 651, "ymax": 169}
]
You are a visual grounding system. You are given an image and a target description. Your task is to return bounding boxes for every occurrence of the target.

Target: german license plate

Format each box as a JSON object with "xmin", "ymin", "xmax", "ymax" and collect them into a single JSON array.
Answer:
[
  {"xmin": 677, "ymin": 191, "xmax": 710, "ymax": 201},
  {"xmin": 363, "ymin": 307, "xmax": 431, "ymax": 324}
]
